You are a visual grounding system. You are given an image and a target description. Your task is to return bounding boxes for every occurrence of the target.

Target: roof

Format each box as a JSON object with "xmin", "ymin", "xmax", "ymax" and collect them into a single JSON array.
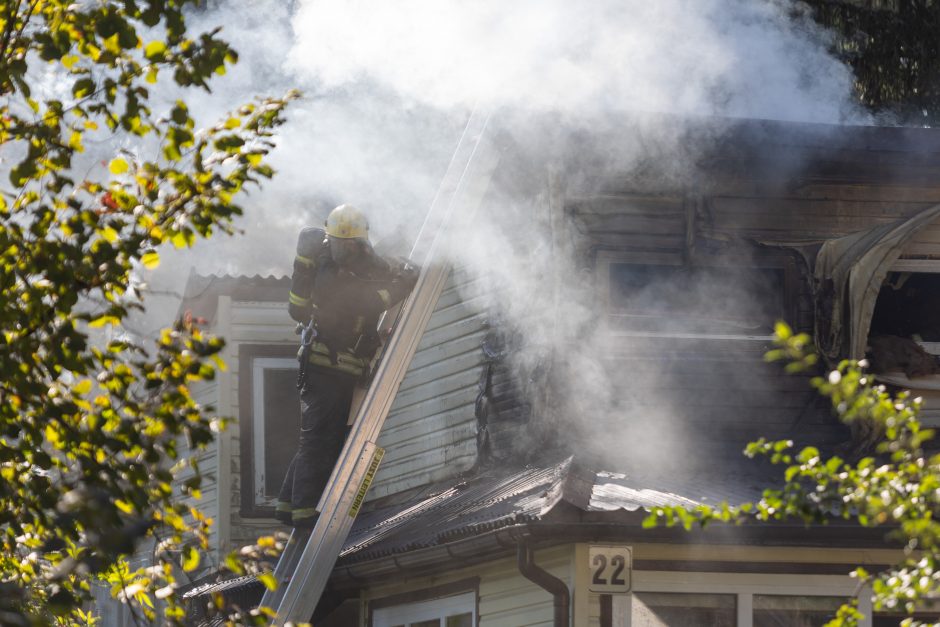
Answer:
[
  {"xmin": 339, "ymin": 456, "xmax": 769, "ymax": 565},
  {"xmin": 182, "ymin": 573, "xmax": 265, "ymax": 625},
  {"xmin": 183, "ymin": 452, "xmax": 891, "ymax": 607},
  {"xmin": 556, "ymin": 113, "xmax": 940, "ymax": 197},
  {"xmin": 327, "ymin": 455, "xmax": 892, "ymax": 590},
  {"xmin": 177, "ymin": 272, "xmax": 290, "ymax": 321},
  {"xmin": 183, "ymin": 573, "xmax": 263, "ymax": 599},
  {"xmin": 182, "ymin": 457, "xmax": 772, "ymax": 612},
  {"xmin": 700, "ymin": 117, "xmax": 940, "ymax": 189}
]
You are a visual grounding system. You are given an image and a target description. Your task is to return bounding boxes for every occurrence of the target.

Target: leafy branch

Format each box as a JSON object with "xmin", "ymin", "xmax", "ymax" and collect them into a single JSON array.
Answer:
[{"xmin": 644, "ymin": 323, "xmax": 940, "ymax": 626}]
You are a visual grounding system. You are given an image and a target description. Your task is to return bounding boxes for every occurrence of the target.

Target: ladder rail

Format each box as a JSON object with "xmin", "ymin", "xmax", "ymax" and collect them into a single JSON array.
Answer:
[{"xmin": 264, "ymin": 108, "xmax": 498, "ymax": 625}]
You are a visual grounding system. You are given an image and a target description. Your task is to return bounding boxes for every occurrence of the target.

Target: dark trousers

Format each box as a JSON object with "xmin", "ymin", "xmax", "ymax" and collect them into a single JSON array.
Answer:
[{"xmin": 276, "ymin": 368, "xmax": 356, "ymax": 526}]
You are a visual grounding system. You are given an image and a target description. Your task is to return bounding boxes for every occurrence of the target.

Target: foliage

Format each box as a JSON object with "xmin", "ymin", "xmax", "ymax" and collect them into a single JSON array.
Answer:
[
  {"xmin": 644, "ymin": 322, "xmax": 940, "ymax": 626},
  {"xmin": 804, "ymin": 0, "xmax": 940, "ymax": 124},
  {"xmin": 0, "ymin": 1, "xmax": 295, "ymax": 624}
]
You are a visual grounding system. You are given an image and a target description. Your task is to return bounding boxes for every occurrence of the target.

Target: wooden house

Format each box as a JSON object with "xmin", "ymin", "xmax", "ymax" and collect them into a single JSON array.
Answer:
[{"xmin": 152, "ymin": 115, "xmax": 940, "ymax": 626}]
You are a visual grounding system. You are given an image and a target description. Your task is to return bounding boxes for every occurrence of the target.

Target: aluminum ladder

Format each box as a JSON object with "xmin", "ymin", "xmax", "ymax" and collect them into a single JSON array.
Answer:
[{"xmin": 261, "ymin": 109, "xmax": 499, "ymax": 625}]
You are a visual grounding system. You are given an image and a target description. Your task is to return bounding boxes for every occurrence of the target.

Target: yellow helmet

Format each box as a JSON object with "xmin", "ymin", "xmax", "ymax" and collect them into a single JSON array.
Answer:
[{"xmin": 325, "ymin": 204, "xmax": 369, "ymax": 239}]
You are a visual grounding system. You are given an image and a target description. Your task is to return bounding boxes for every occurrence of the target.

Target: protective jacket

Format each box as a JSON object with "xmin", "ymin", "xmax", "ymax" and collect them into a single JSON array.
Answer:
[
  {"xmin": 277, "ymin": 226, "xmax": 417, "ymax": 527},
  {"xmin": 287, "ymin": 227, "xmax": 414, "ymax": 377}
]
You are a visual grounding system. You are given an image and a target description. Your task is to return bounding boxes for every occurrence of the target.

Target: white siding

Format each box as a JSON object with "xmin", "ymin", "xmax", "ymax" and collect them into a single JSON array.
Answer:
[
  {"xmin": 370, "ymin": 270, "xmax": 487, "ymax": 499},
  {"xmin": 216, "ymin": 274, "xmax": 488, "ymax": 542},
  {"xmin": 229, "ymin": 302, "xmax": 298, "ymax": 344},
  {"xmin": 226, "ymin": 301, "xmax": 297, "ymax": 548},
  {"xmin": 364, "ymin": 545, "xmax": 575, "ymax": 627},
  {"xmin": 479, "ymin": 547, "xmax": 572, "ymax": 627}
]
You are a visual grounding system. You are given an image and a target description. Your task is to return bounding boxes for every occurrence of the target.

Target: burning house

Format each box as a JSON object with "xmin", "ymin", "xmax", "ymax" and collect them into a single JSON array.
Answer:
[{"xmin": 121, "ymin": 112, "xmax": 940, "ymax": 627}]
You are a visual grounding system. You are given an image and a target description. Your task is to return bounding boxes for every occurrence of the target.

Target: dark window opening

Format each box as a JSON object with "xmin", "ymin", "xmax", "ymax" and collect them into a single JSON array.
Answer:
[
  {"xmin": 870, "ymin": 272, "xmax": 940, "ymax": 342},
  {"xmin": 608, "ymin": 262, "xmax": 786, "ymax": 336},
  {"xmin": 874, "ymin": 611, "xmax": 940, "ymax": 626},
  {"xmin": 261, "ymin": 367, "xmax": 301, "ymax": 499},
  {"xmin": 868, "ymin": 272, "xmax": 940, "ymax": 377}
]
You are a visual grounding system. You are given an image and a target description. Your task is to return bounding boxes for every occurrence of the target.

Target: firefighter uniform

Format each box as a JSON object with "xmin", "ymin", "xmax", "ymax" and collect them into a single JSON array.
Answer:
[{"xmin": 276, "ymin": 207, "xmax": 417, "ymax": 527}]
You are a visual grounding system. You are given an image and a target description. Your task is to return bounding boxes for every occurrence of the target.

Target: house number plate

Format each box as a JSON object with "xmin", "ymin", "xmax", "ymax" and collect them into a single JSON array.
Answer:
[{"xmin": 588, "ymin": 545, "xmax": 632, "ymax": 593}]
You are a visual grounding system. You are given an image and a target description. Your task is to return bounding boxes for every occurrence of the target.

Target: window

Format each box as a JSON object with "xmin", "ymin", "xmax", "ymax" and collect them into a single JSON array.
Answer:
[
  {"xmin": 633, "ymin": 592, "xmax": 736, "ymax": 626},
  {"xmin": 752, "ymin": 595, "xmax": 844, "ymax": 627},
  {"xmin": 239, "ymin": 345, "xmax": 301, "ymax": 517},
  {"xmin": 624, "ymin": 593, "xmax": 853, "ymax": 627},
  {"xmin": 597, "ymin": 251, "xmax": 794, "ymax": 340},
  {"xmin": 369, "ymin": 581, "xmax": 478, "ymax": 627},
  {"xmin": 873, "ymin": 611, "xmax": 940, "ymax": 626},
  {"xmin": 868, "ymin": 270, "xmax": 940, "ymax": 377},
  {"xmin": 619, "ymin": 570, "xmax": 868, "ymax": 627},
  {"xmin": 870, "ymin": 271, "xmax": 940, "ymax": 344}
]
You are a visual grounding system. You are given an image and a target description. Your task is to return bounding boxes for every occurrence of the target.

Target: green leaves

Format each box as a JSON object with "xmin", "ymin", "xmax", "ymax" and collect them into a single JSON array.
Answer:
[
  {"xmin": 806, "ymin": 1, "xmax": 940, "ymax": 125},
  {"xmin": 646, "ymin": 322, "xmax": 940, "ymax": 626},
  {"xmin": 140, "ymin": 251, "xmax": 160, "ymax": 269},
  {"xmin": 764, "ymin": 323, "xmax": 818, "ymax": 373},
  {"xmin": 108, "ymin": 158, "xmax": 129, "ymax": 174},
  {"xmin": 0, "ymin": 1, "xmax": 294, "ymax": 624},
  {"xmin": 144, "ymin": 40, "xmax": 167, "ymax": 62},
  {"xmin": 71, "ymin": 77, "xmax": 95, "ymax": 99},
  {"xmin": 182, "ymin": 546, "xmax": 200, "ymax": 572}
]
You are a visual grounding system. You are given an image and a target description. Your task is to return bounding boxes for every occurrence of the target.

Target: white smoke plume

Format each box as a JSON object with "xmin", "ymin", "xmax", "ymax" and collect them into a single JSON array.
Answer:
[
  {"xmin": 185, "ymin": 0, "xmax": 863, "ymax": 266},
  {"xmin": 142, "ymin": 0, "xmax": 866, "ymax": 471},
  {"xmin": 289, "ymin": 0, "xmax": 862, "ymax": 121}
]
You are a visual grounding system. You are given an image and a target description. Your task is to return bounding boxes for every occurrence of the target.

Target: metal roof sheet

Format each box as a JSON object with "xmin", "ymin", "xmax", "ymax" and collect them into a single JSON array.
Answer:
[
  {"xmin": 339, "ymin": 456, "xmax": 770, "ymax": 564},
  {"xmin": 342, "ymin": 460, "xmax": 570, "ymax": 560},
  {"xmin": 183, "ymin": 574, "xmax": 262, "ymax": 599},
  {"xmin": 177, "ymin": 272, "xmax": 290, "ymax": 320}
]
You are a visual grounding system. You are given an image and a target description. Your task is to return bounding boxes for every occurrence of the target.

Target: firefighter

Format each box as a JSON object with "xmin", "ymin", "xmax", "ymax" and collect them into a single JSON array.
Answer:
[{"xmin": 276, "ymin": 204, "xmax": 418, "ymax": 528}]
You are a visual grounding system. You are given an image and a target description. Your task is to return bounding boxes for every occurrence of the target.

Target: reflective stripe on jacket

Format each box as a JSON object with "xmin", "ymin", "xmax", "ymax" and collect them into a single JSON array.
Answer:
[{"xmin": 300, "ymin": 340, "xmax": 371, "ymax": 378}]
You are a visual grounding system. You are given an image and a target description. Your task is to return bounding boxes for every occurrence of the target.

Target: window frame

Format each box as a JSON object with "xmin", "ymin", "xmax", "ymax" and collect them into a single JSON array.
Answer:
[
  {"xmin": 368, "ymin": 578, "xmax": 480, "ymax": 627},
  {"xmin": 595, "ymin": 250, "xmax": 798, "ymax": 342},
  {"xmin": 238, "ymin": 343, "xmax": 300, "ymax": 519},
  {"xmin": 617, "ymin": 570, "xmax": 873, "ymax": 627},
  {"xmin": 891, "ymin": 258, "xmax": 940, "ymax": 274}
]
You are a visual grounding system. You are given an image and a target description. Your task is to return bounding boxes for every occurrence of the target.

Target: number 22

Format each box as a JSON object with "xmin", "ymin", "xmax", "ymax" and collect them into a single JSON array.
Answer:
[{"xmin": 592, "ymin": 553, "xmax": 626, "ymax": 585}]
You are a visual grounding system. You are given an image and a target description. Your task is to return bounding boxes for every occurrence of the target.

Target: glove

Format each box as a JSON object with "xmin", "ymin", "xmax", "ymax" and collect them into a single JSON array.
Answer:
[
  {"xmin": 397, "ymin": 261, "xmax": 419, "ymax": 290},
  {"xmin": 384, "ymin": 261, "xmax": 419, "ymax": 305}
]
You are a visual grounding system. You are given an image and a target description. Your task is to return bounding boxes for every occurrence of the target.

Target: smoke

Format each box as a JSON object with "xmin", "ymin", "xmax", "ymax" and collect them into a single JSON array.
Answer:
[
  {"xmin": 289, "ymin": 0, "xmax": 862, "ymax": 122},
  {"xmin": 142, "ymin": 0, "xmax": 867, "ymax": 472}
]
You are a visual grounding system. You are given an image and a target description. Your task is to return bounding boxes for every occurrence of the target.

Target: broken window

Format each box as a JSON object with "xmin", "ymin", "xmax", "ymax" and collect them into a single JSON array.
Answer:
[
  {"xmin": 599, "ymin": 251, "xmax": 790, "ymax": 339},
  {"xmin": 810, "ymin": 204, "xmax": 940, "ymax": 364},
  {"xmin": 870, "ymin": 271, "xmax": 940, "ymax": 341},
  {"xmin": 867, "ymin": 271, "xmax": 940, "ymax": 378}
]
